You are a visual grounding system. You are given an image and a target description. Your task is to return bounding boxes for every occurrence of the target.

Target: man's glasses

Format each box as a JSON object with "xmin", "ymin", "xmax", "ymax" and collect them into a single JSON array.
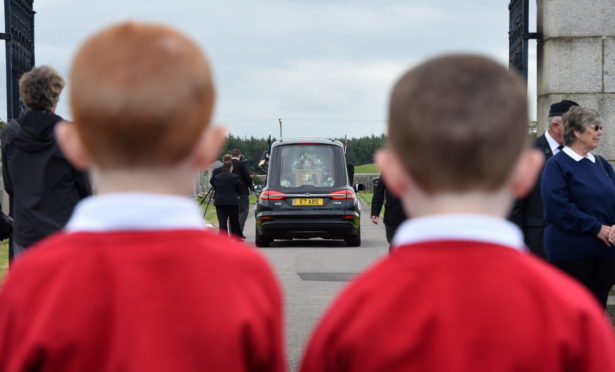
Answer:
[{"xmin": 589, "ymin": 124, "xmax": 603, "ymax": 132}]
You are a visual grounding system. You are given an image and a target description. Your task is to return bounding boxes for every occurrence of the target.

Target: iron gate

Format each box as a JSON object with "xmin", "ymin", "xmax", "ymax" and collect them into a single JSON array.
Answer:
[
  {"xmin": 509, "ymin": 0, "xmax": 541, "ymax": 83},
  {"xmin": 3, "ymin": 0, "xmax": 35, "ymax": 120}
]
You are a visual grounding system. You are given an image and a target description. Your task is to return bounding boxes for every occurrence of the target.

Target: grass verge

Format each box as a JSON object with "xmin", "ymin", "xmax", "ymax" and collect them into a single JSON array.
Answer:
[
  {"xmin": 197, "ymin": 193, "xmax": 259, "ymax": 227},
  {"xmin": 359, "ymin": 191, "xmax": 373, "ymax": 206},
  {"xmin": 0, "ymin": 240, "xmax": 8, "ymax": 282},
  {"xmin": 355, "ymin": 163, "xmax": 378, "ymax": 174}
]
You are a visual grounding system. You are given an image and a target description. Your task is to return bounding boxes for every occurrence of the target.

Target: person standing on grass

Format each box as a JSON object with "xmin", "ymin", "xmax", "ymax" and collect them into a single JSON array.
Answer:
[
  {"xmin": 1, "ymin": 66, "xmax": 91, "ymax": 260},
  {"xmin": 210, "ymin": 160, "xmax": 242, "ymax": 238},
  {"xmin": 0, "ymin": 22, "xmax": 284, "ymax": 372},
  {"xmin": 300, "ymin": 54, "xmax": 615, "ymax": 372}
]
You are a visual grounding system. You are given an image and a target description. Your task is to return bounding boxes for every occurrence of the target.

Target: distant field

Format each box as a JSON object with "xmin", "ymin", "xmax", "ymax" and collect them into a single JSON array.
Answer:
[{"xmin": 355, "ymin": 163, "xmax": 378, "ymax": 174}]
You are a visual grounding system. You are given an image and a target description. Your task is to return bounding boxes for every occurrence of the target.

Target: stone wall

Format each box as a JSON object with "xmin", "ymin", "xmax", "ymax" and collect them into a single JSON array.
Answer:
[
  {"xmin": 537, "ymin": 0, "xmax": 615, "ymax": 160},
  {"xmin": 354, "ymin": 173, "xmax": 380, "ymax": 191}
]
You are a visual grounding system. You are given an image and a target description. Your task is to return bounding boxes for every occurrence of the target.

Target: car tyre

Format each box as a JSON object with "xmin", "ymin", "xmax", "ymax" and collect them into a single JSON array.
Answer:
[
  {"xmin": 345, "ymin": 227, "xmax": 361, "ymax": 247},
  {"xmin": 255, "ymin": 229, "xmax": 272, "ymax": 247}
]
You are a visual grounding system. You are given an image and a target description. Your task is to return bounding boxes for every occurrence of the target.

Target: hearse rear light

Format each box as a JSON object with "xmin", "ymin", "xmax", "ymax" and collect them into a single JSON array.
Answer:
[
  {"xmin": 330, "ymin": 189, "xmax": 356, "ymax": 199},
  {"xmin": 260, "ymin": 190, "xmax": 285, "ymax": 200}
]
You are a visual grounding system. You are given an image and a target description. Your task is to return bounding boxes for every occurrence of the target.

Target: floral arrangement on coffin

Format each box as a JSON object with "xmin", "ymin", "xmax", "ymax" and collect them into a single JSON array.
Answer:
[{"xmin": 292, "ymin": 152, "xmax": 324, "ymax": 170}]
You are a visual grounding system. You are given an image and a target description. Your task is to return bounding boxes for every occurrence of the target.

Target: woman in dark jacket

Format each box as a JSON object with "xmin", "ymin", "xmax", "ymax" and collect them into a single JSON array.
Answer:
[
  {"xmin": 209, "ymin": 161, "xmax": 242, "ymax": 238},
  {"xmin": 542, "ymin": 106, "xmax": 615, "ymax": 308},
  {"xmin": 1, "ymin": 66, "xmax": 91, "ymax": 259}
]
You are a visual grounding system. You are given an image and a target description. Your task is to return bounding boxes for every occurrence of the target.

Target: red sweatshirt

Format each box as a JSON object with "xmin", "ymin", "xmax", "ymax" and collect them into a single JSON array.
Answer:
[
  {"xmin": 301, "ymin": 241, "xmax": 615, "ymax": 372},
  {"xmin": 0, "ymin": 230, "xmax": 285, "ymax": 372}
]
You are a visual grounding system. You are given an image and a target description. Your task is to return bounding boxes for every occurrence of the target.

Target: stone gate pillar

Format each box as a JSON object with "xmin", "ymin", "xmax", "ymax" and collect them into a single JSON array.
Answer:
[{"xmin": 537, "ymin": 0, "xmax": 615, "ymax": 160}]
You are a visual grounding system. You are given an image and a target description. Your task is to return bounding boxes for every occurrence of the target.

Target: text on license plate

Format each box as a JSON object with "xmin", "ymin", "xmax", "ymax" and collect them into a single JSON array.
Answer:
[{"xmin": 292, "ymin": 198, "xmax": 324, "ymax": 206}]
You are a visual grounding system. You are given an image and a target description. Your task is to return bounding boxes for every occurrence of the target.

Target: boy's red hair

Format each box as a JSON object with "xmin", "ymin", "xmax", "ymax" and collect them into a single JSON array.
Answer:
[{"xmin": 69, "ymin": 22, "xmax": 215, "ymax": 169}]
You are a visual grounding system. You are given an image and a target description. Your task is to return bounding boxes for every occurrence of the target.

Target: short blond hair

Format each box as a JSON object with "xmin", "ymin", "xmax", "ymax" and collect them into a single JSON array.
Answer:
[
  {"xmin": 388, "ymin": 55, "xmax": 528, "ymax": 194},
  {"xmin": 19, "ymin": 65, "xmax": 65, "ymax": 110},
  {"xmin": 69, "ymin": 22, "xmax": 215, "ymax": 169}
]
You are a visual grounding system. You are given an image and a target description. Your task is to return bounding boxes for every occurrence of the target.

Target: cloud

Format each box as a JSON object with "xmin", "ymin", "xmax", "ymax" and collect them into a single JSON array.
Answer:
[
  {"xmin": 214, "ymin": 58, "xmax": 412, "ymax": 137},
  {"xmin": 0, "ymin": 0, "xmax": 526, "ymax": 138}
]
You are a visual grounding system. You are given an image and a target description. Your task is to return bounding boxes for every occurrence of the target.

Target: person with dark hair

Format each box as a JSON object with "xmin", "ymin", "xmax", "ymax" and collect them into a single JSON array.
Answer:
[
  {"xmin": 509, "ymin": 99, "xmax": 578, "ymax": 258},
  {"xmin": 301, "ymin": 55, "xmax": 615, "ymax": 371},
  {"xmin": 542, "ymin": 106, "xmax": 615, "ymax": 309},
  {"xmin": 210, "ymin": 160, "xmax": 242, "ymax": 238},
  {"xmin": 1, "ymin": 65, "xmax": 91, "ymax": 259},
  {"xmin": 230, "ymin": 148, "xmax": 253, "ymax": 237},
  {"xmin": 211, "ymin": 153, "xmax": 232, "ymax": 178},
  {"xmin": 370, "ymin": 175, "xmax": 406, "ymax": 251}
]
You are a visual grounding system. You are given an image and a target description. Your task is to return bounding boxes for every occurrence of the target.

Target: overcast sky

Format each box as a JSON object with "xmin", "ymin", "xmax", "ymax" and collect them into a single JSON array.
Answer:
[{"xmin": 0, "ymin": 0, "xmax": 537, "ymax": 138}]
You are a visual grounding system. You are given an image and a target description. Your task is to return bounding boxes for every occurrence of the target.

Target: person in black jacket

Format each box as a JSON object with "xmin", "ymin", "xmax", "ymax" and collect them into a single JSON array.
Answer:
[
  {"xmin": 210, "ymin": 161, "xmax": 242, "ymax": 238},
  {"xmin": 230, "ymin": 149, "xmax": 253, "ymax": 237},
  {"xmin": 371, "ymin": 175, "xmax": 407, "ymax": 251},
  {"xmin": 211, "ymin": 153, "xmax": 231, "ymax": 179},
  {"xmin": 1, "ymin": 66, "xmax": 91, "ymax": 259},
  {"xmin": 509, "ymin": 99, "xmax": 578, "ymax": 258}
]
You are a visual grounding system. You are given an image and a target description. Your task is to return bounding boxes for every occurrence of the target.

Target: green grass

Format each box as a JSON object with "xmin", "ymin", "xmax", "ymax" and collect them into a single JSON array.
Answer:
[
  {"xmin": 197, "ymin": 193, "xmax": 259, "ymax": 227},
  {"xmin": 355, "ymin": 163, "xmax": 378, "ymax": 174},
  {"xmin": 0, "ymin": 240, "xmax": 8, "ymax": 282},
  {"xmin": 359, "ymin": 191, "xmax": 373, "ymax": 206},
  {"xmin": 358, "ymin": 191, "xmax": 382, "ymax": 217},
  {"xmin": 249, "ymin": 194, "xmax": 258, "ymax": 204},
  {"xmin": 196, "ymin": 195, "xmax": 221, "ymax": 226}
]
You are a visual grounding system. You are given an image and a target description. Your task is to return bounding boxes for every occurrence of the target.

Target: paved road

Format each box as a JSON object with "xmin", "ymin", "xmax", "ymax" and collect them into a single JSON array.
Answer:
[{"xmin": 243, "ymin": 199, "xmax": 388, "ymax": 371}]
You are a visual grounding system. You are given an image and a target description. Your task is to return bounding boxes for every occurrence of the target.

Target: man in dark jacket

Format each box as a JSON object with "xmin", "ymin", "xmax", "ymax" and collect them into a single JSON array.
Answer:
[
  {"xmin": 210, "ymin": 161, "xmax": 242, "ymax": 238},
  {"xmin": 1, "ymin": 66, "xmax": 91, "ymax": 259},
  {"xmin": 371, "ymin": 175, "xmax": 407, "ymax": 251},
  {"xmin": 230, "ymin": 149, "xmax": 253, "ymax": 237},
  {"xmin": 509, "ymin": 99, "xmax": 578, "ymax": 258}
]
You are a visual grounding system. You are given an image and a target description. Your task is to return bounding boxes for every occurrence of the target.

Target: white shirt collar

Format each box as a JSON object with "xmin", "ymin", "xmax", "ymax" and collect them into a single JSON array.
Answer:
[
  {"xmin": 544, "ymin": 130, "xmax": 562, "ymax": 155},
  {"xmin": 65, "ymin": 193, "xmax": 206, "ymax": 232},
  {"xmin": 562, "ymin": 146, "xmax": 596, "ymax": 163},
  {"xmin": 392, "ymin": 214, "xmax": 525, "ymax": 251}
]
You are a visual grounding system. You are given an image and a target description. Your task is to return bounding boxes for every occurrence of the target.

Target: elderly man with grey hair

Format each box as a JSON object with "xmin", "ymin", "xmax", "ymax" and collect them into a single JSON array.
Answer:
[
  {"xmin": 509, "ymin": 99, "xmax": 578, "ymax": 258},
  {"xmin": 1, "ymin": 66, "xmax": 91, "ymax": 260}
]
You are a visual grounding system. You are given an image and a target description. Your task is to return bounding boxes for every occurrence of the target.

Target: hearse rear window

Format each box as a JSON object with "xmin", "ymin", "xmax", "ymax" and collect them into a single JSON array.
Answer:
[{"xmin": 270, "ymin": 144, "xmax": 346, "ymax": 189}]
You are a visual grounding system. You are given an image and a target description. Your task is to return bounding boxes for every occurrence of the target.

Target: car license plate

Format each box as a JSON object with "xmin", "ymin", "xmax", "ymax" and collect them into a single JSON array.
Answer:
[{"xmin": 292, "ymin": 198, "xmax": 323, "ymax": 206}]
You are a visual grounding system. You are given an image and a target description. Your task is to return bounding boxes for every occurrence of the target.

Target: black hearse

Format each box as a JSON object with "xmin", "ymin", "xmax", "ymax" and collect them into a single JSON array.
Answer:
[{"xmin": 254, "ymin": 138, "xmax": 361, "ymax": 247}]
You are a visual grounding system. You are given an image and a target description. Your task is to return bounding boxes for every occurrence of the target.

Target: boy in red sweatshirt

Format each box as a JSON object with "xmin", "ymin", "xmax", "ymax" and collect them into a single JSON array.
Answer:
[
  {"xmin": 300, "ymin": 55, "xmax": 615, "ymax": 371},
  {"xmin": 0, "ymin": 22, "xmax": 285, "ymax": 372}
]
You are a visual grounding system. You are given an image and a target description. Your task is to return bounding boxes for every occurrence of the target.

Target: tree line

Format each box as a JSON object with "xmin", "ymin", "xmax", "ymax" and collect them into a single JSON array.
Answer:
[{"xmin": 218, "ymin": 134, "xmax": 386, "ymax": 174}]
